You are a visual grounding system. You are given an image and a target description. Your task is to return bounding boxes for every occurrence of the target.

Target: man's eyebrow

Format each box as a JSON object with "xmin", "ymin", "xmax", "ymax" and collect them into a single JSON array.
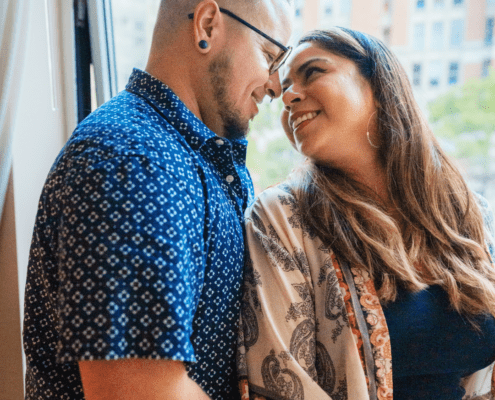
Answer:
[{"xmin": 281, "ymin": 58, "xmax": 329, "ymax": 87}]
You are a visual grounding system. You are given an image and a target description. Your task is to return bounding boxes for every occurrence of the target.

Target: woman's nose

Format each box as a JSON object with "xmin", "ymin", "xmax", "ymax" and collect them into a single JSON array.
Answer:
[{"xmin": 282, "ymin": 87, "xmax": 303, "ymax": 111}]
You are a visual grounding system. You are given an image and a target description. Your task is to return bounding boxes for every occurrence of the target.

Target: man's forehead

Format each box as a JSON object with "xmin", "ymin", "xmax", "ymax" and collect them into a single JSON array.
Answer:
[{"xmin": 252, "ymin": 0, "xmax": 293, "ymax": 44}]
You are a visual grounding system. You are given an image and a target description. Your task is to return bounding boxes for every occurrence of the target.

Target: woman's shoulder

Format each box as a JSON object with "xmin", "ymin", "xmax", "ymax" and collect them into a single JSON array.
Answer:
[{"xmin": 246, "ymin": 182, "xmax": 299, "ymax": 220}]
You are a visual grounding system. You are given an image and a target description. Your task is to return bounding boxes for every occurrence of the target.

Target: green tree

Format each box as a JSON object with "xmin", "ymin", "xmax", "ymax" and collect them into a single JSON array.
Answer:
[{"xmin": 428, "ymin": 70, "xmax": 495, "ymax": 194}]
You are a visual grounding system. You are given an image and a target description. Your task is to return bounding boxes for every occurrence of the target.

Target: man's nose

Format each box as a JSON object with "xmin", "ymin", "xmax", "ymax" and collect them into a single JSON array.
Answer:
[{"xmin": 264, "ymin": 69, "xmax": 283, "ymax": 100}]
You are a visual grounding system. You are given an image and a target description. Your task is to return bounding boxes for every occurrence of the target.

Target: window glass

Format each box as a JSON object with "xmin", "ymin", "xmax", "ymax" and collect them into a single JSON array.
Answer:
[
  {"xmin": 417, "ymin": 0, "xmax": 426, "ymax": 9},
  {"xmin": 431, "ymin": 21, "xmax": 444, "ymax": 50},
  {"xmin": 413, "ymin": 23, "xmax": 426, "ymax": 50},
  {"xmin": 448, "ymin": 62, "xmax": 459, "ymax": 85},
  {"xmin": 112, "ymin": 0, "xmax": 160, "ymax": 91},
  {"xmin": 450, "ymin": 19, "xmax": 464, "ymax": 48},
  {"xmin": 453, "ymin": 0, "xmax": 463, "ymax": 5},
  {"xmin": 429, "ymin": 60, "xmax": 442, "ymax": 87},
  {"xmin": 485, "ymin": 18, "xmax": 494, "ymax": 46},
  {"xmin": 482, "ymin": 59, "xmax": 491, "ymax": 77},
  {"xmin": 413, "ymin": 63, "xmax": 422, "ymax": 86}
]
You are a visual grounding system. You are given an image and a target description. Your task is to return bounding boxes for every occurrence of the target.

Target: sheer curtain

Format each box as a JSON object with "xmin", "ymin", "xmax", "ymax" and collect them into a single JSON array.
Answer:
[{"xmin": 0, "ymin": 0, "xmax": 32, "ymax": 220}]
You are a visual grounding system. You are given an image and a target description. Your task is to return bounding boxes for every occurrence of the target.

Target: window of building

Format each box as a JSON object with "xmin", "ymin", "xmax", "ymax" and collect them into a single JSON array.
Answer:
[
  {"xmin": 340, "ymin": 0, "xmax": 352, "ymax": 15},
  {"xmin": 448, "ymin": 62, "xmax": 459, "ymax": 85},
  {"xmin": 450, "ymin": 19, "xmax": 464, "ymax": 48},
  {"xmin": 485, "ymin": 18, "xmax": 494, "ymax": 46},
  {"xmin": 417, "ymin": 0, "xmax": 425, "ymax": 9},
  {"xmin": 453, "ymin": 0, "xmax": 463, "ymax": 5},
  {"xmin": 383, "ymin": 27, "xmax": 391, "ymax": 44},
  {"xmin": 431, "ymin": 21, "xmax": 444, "ymax": 50},
  {"xmin": 413, "ymin": 23, "xmax": 426, "ymax": 50},
  {"xmin": 429, "ymin": 61, "xmax": 442, "ymax": 87},
  {"xmin": 295, "ymin": 0, "xmax": 304, "ymax": 18},
  {"xmin": 482, "ymin": 59, "xmax": 491, "ymax": 77},
  {"xmin": 323, "ymin": 0, "xmax": 333, "ymax": 15},
  {"xmin": 413, "ymin": 63, "xmax": 422, "ymax": 86}
]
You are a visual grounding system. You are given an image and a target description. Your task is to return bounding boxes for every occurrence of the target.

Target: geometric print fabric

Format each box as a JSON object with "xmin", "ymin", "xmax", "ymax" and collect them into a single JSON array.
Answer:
[{"xmin": 23, "ymin": 69, "xmax": 254, "ymax": 400}]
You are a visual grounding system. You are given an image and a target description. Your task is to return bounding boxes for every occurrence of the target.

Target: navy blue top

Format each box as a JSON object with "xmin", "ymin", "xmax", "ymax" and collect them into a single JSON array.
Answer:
[
  {"xmin": 23, "ymin": 69, "xmax": 254, "ymax": 400},
  {"xmin": 383, "ymin": 284, "xmax": 495, "ymax": 399}
]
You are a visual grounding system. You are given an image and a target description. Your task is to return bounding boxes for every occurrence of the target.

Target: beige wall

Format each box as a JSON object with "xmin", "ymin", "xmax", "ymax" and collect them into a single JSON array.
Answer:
[
  {"xmin": 351, "ymin": 0, "xmax": 383, "ymax": 38},
  {"xmin": 303, "ymin": 0, "xmax": 320, "ymax": 34},
  {"xmin": 390, "ymin": 0, "xmax": 409, "ymax": 46},
  {"xmin": 466, "ymin": 0, "xmax": 487, "ymax": 41},
  {"xmin": 464, "ymin": 62, "xmax": 482, "ymax": 81},
  {"xmin": 0, "ymin": 172, "xmax": 24, "ymax": 400}
]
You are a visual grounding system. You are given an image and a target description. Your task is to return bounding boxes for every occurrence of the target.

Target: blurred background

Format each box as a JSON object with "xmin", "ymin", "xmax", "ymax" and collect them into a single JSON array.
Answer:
[{"xmin": 111, "ymin": 0, "xmax": 495, "ymax": 205}]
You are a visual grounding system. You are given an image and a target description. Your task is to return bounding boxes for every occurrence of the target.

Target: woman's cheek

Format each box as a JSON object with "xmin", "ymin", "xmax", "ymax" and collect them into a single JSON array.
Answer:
[{"xmin": 280, "ymin": 109, "xmax": 296, "ymax": 148}]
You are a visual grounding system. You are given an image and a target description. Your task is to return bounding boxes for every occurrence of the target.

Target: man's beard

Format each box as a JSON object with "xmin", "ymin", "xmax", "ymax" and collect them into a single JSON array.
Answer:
[{"xmin": 208, "ymin": 53, "xmax": 249, "ymax": 141}]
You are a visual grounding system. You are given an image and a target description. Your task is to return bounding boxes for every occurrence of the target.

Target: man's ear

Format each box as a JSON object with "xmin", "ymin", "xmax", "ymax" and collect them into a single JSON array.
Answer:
[{"xmin": 191, "ymin": 0, "xmax": 225, "ymax": 53}]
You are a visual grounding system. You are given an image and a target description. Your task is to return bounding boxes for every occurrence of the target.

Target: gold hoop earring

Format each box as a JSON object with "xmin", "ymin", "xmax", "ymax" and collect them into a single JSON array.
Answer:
[{"xmin": 366, "ymin": 111, "xmax": 379, "ymax": 148}]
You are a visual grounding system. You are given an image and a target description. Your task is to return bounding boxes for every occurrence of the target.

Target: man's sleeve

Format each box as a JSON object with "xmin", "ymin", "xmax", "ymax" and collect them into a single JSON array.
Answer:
[{"xmin": 55, "ymin": 154, "xmax": 204, "ymax": 364}]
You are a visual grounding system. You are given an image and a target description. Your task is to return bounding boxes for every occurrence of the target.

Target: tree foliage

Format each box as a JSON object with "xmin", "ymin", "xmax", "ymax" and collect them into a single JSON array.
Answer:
[{"xmin": 428, "ymin": 71, "xmax": 495, "ymax": 161}]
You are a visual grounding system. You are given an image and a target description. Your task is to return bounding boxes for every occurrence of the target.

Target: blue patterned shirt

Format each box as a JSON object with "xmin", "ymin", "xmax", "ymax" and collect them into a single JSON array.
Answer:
[{"xmin": 23, "ymin": 69, "xmax": 254, "ymax": 400}]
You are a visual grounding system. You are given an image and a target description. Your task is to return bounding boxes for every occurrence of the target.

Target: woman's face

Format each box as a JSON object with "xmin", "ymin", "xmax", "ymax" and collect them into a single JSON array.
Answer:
[{"xmin": 280, "ymin": 42, "xmax": 378, "ymax": 169}]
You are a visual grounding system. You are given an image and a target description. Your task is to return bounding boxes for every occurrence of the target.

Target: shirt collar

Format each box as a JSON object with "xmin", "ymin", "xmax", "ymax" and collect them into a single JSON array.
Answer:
[{"xmin": 125, "ymin": 68, "xmax": 248, "ymax": 163}]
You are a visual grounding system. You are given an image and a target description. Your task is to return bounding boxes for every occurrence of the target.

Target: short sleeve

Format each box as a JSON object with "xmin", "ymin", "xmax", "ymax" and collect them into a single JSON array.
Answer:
[{"xmin": 55, "ymin": 154, "xmax": 204, "ymax": 363}]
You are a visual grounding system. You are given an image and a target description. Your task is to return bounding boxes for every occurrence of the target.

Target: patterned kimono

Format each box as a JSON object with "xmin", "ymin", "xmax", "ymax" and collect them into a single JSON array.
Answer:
[{"xmin": 237, "ymin": 183, "xmax": 495, "ymax": 400}]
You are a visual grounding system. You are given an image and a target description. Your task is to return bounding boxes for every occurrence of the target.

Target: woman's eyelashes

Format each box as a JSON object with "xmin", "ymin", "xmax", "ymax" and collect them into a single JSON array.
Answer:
[
  {"xmin": 304, "ymin": 66, "xmax": 325, "ymax": 80},
  {"xmin": 281, "ymin": 66, "xmax": 327, "ymax": 94}
]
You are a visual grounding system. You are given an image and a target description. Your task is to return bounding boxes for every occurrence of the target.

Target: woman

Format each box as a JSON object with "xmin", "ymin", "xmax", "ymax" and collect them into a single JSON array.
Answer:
[{"xmin": 237, "ymin": 28, "xmax": 495, "ymax": 400}]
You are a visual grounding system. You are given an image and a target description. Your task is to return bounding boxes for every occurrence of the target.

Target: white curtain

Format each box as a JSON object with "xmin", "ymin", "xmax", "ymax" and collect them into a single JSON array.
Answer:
[{"xmin": 0, "ymin": 0, "xmax": 32, "ymax": 220}]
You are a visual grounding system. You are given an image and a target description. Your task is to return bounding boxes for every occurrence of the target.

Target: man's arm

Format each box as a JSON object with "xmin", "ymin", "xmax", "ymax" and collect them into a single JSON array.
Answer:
[{"xmin": 79, "ymin": 359, "xmax": 211, "ymax": 400}]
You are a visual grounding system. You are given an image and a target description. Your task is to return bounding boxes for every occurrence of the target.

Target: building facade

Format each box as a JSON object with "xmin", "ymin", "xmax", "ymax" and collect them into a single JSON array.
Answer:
[{"xmin": 295, "ymin": 0, "xmax": 495, "ymax": 106}]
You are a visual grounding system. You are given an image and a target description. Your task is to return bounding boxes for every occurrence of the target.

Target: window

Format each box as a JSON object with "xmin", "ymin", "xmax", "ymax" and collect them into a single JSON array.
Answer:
[
  {"xmin": 295, "ymin": 0, "xmax": 304, "ymax": 18},
  {"xmin": 417, "ymin": 0, "xmax": 425, "ymax": 9},
  {"xmin": 323, "ymin": 0, "xmax": 333, "ymax": 15},
  {"xmin": 413, "ymin": 63, "xmax": 422, "ymax": 86},
  {"xmin": 448, "ymin": 62, "xmax": 459, "ymax": 85},
  {"xmin": 450, "ymin": 19, "xmax": 464, "ymax": 48},
  {"xmin": 482, "ymin": 59, "xmax": 491, "ymax": 77},
  {"xmin": 485, "ymin": 18, "xmax": 494, "ymax": 46},
  {"xmin": 453, "ymin": 0, "xmax": 463, "ymax": 5},
  {"xmin": 429, "ymin": 61, "xmax": 442, "ymax": 87},
  {"xmin": 413, "ymin": 23, "xmax": 425, "ymax": 50},
  {"xmin": 431, "ymin": 22, "xmax": 444, "ymax": 50},
  {"xmin": 340, "ymin": 0, "xmax": 352, "ymax": 15},
  {"xmin": 383, "ymin": 27, "xmax": 391, "ymax": 45}
]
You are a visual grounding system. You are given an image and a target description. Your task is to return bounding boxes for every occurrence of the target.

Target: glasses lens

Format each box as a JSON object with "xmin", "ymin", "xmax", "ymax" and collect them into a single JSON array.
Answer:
[{"xmin": 269, "ymin": 46, "xmax": 293, "ymax": 75}]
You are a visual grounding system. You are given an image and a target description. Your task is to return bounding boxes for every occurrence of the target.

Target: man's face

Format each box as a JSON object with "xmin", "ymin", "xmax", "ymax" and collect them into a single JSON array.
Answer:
[{"xmin": 208, "ymin": 0, "xmax": 293, "ymax": 140}]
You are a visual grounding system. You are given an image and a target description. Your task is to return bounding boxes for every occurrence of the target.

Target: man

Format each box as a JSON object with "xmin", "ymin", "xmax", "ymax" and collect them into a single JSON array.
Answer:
[{"xmin": 23, "ymin": 0, "xmax": 292, "ymax": 399}]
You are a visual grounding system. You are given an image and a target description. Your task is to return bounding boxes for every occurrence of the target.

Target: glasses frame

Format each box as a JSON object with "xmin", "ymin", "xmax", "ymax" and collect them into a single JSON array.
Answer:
[{"xmin": 188, "ymin": 7, "xmax": 292, "ymax": 75}]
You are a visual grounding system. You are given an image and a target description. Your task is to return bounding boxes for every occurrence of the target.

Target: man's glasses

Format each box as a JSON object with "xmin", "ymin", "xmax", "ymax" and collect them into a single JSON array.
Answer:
[{"xmin": 188, "ymin": 8, "xmax": 292, "ymax": 75}]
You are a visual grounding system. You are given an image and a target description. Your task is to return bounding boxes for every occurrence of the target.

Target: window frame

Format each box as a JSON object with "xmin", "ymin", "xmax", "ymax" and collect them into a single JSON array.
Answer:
[{"xmin": 86, "ymin": 0, "xmax": 118, "ymax": 107}]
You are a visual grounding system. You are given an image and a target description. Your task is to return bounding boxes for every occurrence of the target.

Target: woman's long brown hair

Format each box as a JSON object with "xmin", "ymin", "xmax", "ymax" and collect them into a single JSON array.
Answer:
[{"xmin": 293, "ymin": 28, "xmax": 495, "ymax": 319}]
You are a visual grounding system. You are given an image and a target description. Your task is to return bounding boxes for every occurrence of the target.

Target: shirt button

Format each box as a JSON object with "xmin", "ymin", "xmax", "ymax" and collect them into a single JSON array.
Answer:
[
  {"xmin": 216, "ymin": 139, "xmax": 224, "ymax": 146},
  {"xmin": 226, "ymin": 175, "xmax": 234, "ymax": 183}
]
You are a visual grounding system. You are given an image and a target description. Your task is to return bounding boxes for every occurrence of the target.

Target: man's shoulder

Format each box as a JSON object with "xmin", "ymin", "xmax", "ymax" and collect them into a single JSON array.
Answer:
[{"xmin": 62, "ymin": 91, "xmax": 195, "ymax": 171}]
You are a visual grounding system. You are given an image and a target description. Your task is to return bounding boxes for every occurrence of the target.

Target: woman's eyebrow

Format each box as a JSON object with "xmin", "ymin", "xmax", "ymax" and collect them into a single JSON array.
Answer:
[{"xmin": 281, "ymin": 58, "xmax": 329, "ymax": 87}]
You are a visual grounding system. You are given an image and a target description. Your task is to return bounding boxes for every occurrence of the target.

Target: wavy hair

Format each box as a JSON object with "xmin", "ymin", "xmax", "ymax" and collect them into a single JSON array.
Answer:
[{"xmin": 293, "ymin": 28, "xmax": 495, "ymax": 320}]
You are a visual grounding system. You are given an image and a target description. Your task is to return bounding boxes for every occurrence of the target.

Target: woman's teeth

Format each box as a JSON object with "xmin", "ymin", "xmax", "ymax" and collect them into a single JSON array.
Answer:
[{"xmin": 293, "ymin": 112, "xmax": 318, "ymax": 129}]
